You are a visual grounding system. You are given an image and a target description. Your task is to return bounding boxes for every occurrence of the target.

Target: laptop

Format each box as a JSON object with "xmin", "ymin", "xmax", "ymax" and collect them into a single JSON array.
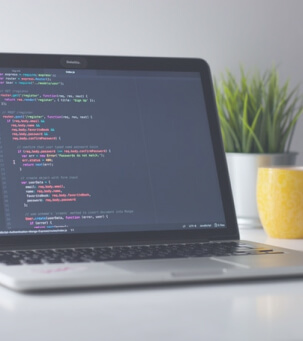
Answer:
[{"xmin": 0, "ymin": 53, "xmax": 302, "ymax": 292}]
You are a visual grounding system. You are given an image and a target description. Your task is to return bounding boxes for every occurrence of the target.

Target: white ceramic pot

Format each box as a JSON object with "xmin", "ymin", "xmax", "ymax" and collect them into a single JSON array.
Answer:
[{"xmin": 226, "ymin": 152, "xmax": 297, "ymax": 228}]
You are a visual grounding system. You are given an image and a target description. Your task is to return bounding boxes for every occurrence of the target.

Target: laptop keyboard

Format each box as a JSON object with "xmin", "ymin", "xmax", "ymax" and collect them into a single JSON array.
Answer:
[{"xmin": 0, "ymin": 241, "xmax": 284, "ymax": 266}]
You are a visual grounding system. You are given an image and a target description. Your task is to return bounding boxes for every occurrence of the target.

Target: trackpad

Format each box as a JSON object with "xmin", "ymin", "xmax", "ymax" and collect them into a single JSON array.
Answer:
[{"xmin": 111, "ymin": 258, "xmax": 237, "ymax": 274}]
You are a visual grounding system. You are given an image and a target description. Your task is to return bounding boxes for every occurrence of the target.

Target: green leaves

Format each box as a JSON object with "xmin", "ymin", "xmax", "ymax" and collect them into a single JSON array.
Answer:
[{"xmin": 214, "ymin": 66, "xmax": 303, "ymax": 153}]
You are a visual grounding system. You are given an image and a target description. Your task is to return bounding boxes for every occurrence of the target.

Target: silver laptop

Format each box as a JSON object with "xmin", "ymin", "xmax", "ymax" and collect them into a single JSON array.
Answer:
[{"xmin": 0, "ymin": 53, "xmax": 302, "ymax": 292}]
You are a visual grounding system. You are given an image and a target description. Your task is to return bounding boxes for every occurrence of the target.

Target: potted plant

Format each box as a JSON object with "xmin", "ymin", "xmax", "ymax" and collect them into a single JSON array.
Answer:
[{"xmin": 214, "ymin": 66, "xmax": 303, "ymax": 227}]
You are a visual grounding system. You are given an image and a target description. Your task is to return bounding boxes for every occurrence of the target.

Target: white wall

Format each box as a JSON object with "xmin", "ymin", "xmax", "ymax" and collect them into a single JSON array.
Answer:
[{"xmin": 2, "ymin": 0, "xmax": 303, "ymax": 161}]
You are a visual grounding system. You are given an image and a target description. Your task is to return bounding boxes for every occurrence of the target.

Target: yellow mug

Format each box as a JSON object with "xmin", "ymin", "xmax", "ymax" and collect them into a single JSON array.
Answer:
[{"xmin": 257, "ymin": 167, "xmax": 303, "ymax": 238}]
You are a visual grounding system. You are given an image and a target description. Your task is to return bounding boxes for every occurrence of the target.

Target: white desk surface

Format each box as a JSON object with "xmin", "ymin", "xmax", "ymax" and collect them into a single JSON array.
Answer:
[{"xmin": 1, "ymin": 229, "xmax": 303, "ymax": 341}]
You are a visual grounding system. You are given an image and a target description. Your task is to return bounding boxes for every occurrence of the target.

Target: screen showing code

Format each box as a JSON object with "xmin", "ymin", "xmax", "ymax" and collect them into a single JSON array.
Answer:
[{"xmin": 0, "ymin": 68, "xmax": 226, "ymax": 235}]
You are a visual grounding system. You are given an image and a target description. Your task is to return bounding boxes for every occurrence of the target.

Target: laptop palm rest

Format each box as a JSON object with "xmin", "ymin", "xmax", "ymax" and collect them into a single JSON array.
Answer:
[{"xmin": 110, "ymin": 258, "xmax": 239, "ymax": 274}]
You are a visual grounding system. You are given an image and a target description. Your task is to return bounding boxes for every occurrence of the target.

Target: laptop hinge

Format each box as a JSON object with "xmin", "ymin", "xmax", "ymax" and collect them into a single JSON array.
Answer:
[{"xmin": 0, "ymin": 237, "xmax": 244, "ymax": 251}]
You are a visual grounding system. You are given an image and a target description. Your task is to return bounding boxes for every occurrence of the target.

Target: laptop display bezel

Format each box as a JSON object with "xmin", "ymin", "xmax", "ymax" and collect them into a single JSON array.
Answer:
[{"xmin": 0, "ymin": 53, "xmax": 239, "ymax": 248}]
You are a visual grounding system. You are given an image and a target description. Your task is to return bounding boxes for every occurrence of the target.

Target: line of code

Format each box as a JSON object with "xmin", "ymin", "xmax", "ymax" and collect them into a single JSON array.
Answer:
[
  {"xmin": 23, "ymin": 208, "xmax": 134, "ymax": 230},
  {"xmin": 19, "ymin": 146, "xmax": 109, "ymax": 168},
  {"xmin": 0, "ymin": 71, "xmax": 64, "ymax": 86},
  {"xmin": 2, "ymin": 112, "xmax": 95, "ymax": 141},
  {"xmin": 22, "ymin": 177, "xmax": 91, "ymax": 203},
  {"xmin": 0, "ymin": 92, "xmax": 95, "ymax": 104}
]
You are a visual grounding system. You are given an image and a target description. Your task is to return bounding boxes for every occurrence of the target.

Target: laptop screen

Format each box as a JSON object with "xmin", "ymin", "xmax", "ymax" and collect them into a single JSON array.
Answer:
[{"xmin": 0, "ymin": 59, "xmax": 227, "ymax": 237}]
